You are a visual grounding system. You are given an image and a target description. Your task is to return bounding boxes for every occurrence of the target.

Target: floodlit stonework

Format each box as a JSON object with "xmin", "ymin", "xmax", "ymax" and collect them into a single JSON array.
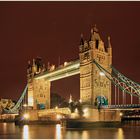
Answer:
[
  {"xmin": 28, "ymin": 78, "xmax": 50, "ymax": 109},
  {"xmin": 25, "ymin": 26, "xmax": 123, "ymax": 123},
  {"xmin": 79, "ymin": 25, "xmax": 112, "ymax": 105},
  {"xmin": 27, "ymin": 57, "xmax": 50, "ymax": 109},
  {"xmin": 27, "ymin": 25, "xmax": 112, "ymax": 109}
]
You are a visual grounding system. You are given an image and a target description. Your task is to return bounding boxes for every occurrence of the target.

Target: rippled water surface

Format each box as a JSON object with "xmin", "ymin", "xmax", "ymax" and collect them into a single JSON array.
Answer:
[{"xmin": 0, "ymin": 122, "xmax": 140, "ymax": 139}]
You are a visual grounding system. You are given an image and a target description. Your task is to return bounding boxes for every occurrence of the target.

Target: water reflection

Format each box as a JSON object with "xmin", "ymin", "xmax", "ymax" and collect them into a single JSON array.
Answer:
[
  {"xmin": 117, "ymin": 128, "xmax": 124, "ymax": 139},
  {"xmin": 22, "ymin": 125, "xmax": 29, "ymax": 139},
  {"xmin": 73, "ymin": 131, "xmax": 80, "ymax": 138},
  {"xmin": 3, "ymin": 123, "xmax": 7, "ymax": 133},
  {"xmin": 0, "ymin": 122, "xmax": 139, "ymax": 139},
  {"xmin": 55, "ymin": 124, "xmax": 62, "ymax": 139},
  {"xmin": 82, "ymin": 131, "xmax": 89, "ymax": 139},
  {"xmin": 65, "ymin": 130, "xmax": 88, "ymax": 139}
]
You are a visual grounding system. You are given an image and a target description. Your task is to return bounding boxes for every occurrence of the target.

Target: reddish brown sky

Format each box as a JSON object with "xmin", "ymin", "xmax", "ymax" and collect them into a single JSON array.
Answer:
[{"xmin": 0, "ymin": 2, "xmax": 140, "ymax": 103}]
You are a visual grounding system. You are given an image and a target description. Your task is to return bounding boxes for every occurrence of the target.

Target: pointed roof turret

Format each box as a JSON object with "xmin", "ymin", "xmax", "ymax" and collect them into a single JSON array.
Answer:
[
  {"xmin": 89, "ymin": 28, "xmax": 93, "ymax": 41},
  {"xmin": 90, "ymin": 24, "xmax": 101, "ymax": 41},
  {"xmin": 32, "ymin": 58, "xmax": 37, "ymax": 73},
  {"xmin": 91, "ymin": 28, "xmax": 93, "ymax": 34},
  {"xmin": 93, "ymin": 24, "xmax": 98, "ymax": 33},
  {"xmin": 80, "ymin": 33, "xmax": 84, "ymax": 45},
  {"xmin": 108, "ymin": 36, "xmax": 112, "ymax": 48},
  {"xmin": 33, "ymin": 58, "xmax": 35, "ymax": 66},
  {"xmin": 27, "ymin": 60, "xmax": 31, "ymax": 67},
  {"xmin": 69, "ymin": 94, "xmax": 73, "ymax": 103},
  {"xmin": 27, "ymin": 60, "xmax": 32, "ymax": 70}
]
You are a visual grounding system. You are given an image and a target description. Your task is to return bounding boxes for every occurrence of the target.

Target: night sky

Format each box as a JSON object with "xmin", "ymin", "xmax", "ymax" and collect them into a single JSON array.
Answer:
[{"xmin": 0, "ymin": 2, "xmax": 140, "ymax": 103}]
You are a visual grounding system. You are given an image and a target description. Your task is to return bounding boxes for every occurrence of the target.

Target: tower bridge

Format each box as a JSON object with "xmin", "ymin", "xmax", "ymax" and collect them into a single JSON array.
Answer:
[
  {"xmin": 3, "ymin": 25, "xmax": 140, "ymax": 123},
  {"xmin": 27, "ymin": 25, "xmax": 112, "ymax": 110}
]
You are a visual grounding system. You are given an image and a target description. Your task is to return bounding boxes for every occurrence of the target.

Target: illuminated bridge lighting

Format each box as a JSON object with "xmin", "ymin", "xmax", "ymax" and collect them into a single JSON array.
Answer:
[{"xmin": 35, "ymin": 60, "xmax": 80, "ymax": 81}]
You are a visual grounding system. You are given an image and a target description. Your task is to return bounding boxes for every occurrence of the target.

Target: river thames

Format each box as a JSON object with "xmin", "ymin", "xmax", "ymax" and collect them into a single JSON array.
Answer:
[{"xmin": 0, "ymin": 122, "xmax": 140, "ymax": 139}]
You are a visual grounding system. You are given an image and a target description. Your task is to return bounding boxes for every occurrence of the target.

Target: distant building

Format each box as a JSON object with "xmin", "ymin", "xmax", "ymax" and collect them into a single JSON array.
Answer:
[{"xmin": 0, "ymin": 99, "xmax": 15, "ymax": 113}]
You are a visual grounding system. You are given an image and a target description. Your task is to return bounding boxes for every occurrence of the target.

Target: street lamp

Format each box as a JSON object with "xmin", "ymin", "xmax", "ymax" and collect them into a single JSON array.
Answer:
[{"xmin": 23, "ymin": 113, "xmax": 29, "ymax": 120}]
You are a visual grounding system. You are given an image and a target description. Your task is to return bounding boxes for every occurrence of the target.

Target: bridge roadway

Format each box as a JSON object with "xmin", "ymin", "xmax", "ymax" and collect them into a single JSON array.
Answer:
[
  {"xmin": 38, "ymin": 104, "xmax": 140, "ymax": 116},
  {"xmin": 38, "ymin": 107, "xmax": 71, "ymax": 116},
  {"xmin": 101, "ymin": 104, "xmax": 140, "ymax": 111},
  {"xmin": 35, "ymin": 59, "xmax": 80, "ymax": 81}
]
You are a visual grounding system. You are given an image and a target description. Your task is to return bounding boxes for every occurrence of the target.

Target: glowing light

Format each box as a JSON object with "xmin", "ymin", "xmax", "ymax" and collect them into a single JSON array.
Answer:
[
  {"xmin": 79, "ymin": 99, "xmax": 82, "ymax": 103},
  {"xmin": 83, "ymin": 108, "xmax": 89, "ymax": 118},
  {"xmin": 64, "ymin": 62, "xmax": 68, "ymax": 66},
  {"xmin": 23, "ymin": 104, "xmax": 27, "ymax": 107},
  {"xmin": 28, "ymin": 95, "xmax": 33, "ymax": 106},
  {"xmin": 120, "ymin": 112, "xmax": 123, "ymax": 116},
  {"xmin": 83, "ymin": 108, "xmax": 88, "ymax": 113},
  {"xmin": 56, "ymin": 114, "xmax": 62, "ymax": 120},
  {"xmin": 23, "ymin": 113, "xmax": 29, "ymax": 119},
  {"xmin": 3, "ymin": 123, "xmax": 7, "ymax": 133},
  {"xmin": 70, "ymin": 108, "xmax": 80, "ymax": 118},
  {"xmin": 75, "ymin": 63, "xmax": 80, "ymax": 68},
  {"xmin": 35, "ymin": 60, "xmax": 80, "ymax": 80},
  {"xmin": 99, "ymin": 72, "xmax": 105, "ymax": 76},
  {"xmin": 22, "ymin": 125, "xmax": 29, "ymax": 139},
  {"xmin": 55, "ymin": 106, "xmax": 58, "ymax": 109},
  {"xmin": 74, "ymin": 108, "xmax": 78, "ymax": 113},
  {"xmin": 50, "ymin": 65, "xmax": 55, "ymax": 71}
]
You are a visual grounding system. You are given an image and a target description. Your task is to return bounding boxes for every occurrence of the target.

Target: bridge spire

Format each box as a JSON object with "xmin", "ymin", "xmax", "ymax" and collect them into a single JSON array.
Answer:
[
  {"xmin": 27, "ymin": 60, "xmax": 31, "ymax": 75},
  {"xmin": 69, "ymin": 94, "xmax": 73, "ymax": 103},
  {"xmin": 108, "ymin": 36, "xmax": 112, "ymax": 48},
  {"xmin": 107, "ymin": 36, "xmax": 112, "ymax": 57},
  {"xmin": 80, "ymin": 33, "xmax": 84, "ymax": 45},
  {"xmin": 93, "ymin": 24, "xmax": 98, "ymax": 33},
  {"xmin": 32, "ymin": 58, "xmax": 37, "ymax": 74},
  {"xmin": 90, "ymin": 24, "xmax": 101, "ymax": 41}
]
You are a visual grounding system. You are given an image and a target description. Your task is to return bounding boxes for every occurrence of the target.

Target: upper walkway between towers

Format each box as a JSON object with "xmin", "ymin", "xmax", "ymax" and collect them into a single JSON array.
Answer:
[{"xmin": 34, "ymin": 59, "xmax": 80, "ymax": 81}]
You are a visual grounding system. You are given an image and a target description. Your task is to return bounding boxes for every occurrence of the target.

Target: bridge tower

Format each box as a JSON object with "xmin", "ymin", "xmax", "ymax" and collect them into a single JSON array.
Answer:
[
  {"xmin": 27, "ymin": 57, "xmax": 50, "ymax": 110},
  {"xmin": 79, "ymin": 25, "xmax": 112, "ymax": 106}
]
